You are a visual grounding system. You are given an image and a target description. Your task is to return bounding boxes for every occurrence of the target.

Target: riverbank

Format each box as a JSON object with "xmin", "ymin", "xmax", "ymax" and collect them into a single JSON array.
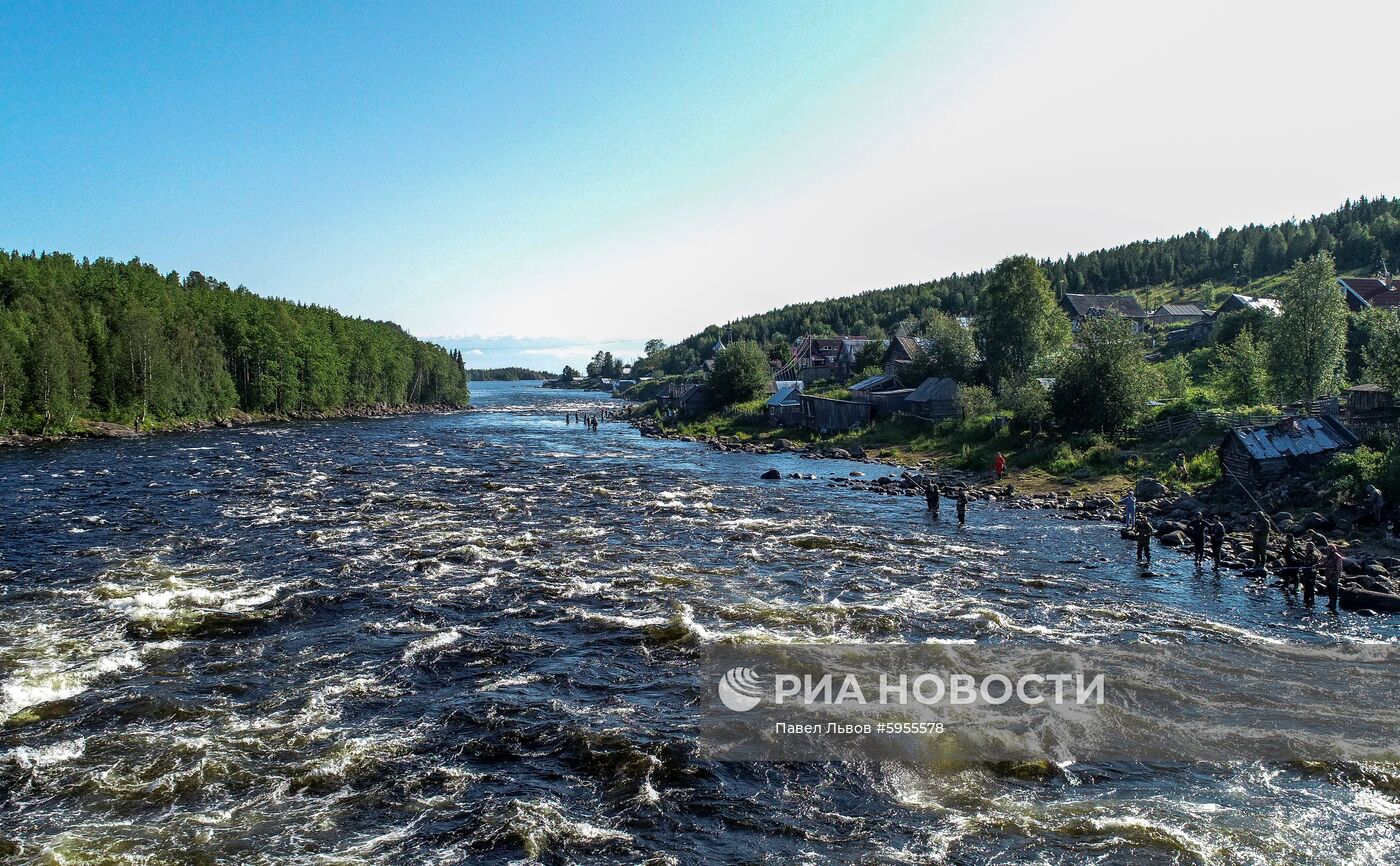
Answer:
[
  {"xmin": 0, "ymin": 402, "xmax": 468, "ymax": 448},
  {"xmin": 629, "ymin": 411, "xmax": 1400, "ymax": 608}
]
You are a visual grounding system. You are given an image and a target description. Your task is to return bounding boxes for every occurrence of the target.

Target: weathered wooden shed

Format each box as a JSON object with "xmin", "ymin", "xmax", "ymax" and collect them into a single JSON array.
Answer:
[
  {"xmin": 1218, "ymin": 416, "xmax": 1359, "ymax": 487},
  {"xmin": 1346, "ymin": 384, "xmax": 1399, "ymax": 428},
  {"xmin": 657, "ymin": 383, "xmax": 710, "ymax": 419},
  {"xmin": 765, "ymin": 385, "xmax": 804, "ymax": 427},
  {"xmin": 903, "ymin": 377, "xmax": 962, "ymax": 421},
  {"xmin": 800, "ymin": 394, "xmax": 875, "ymax": 433},
  {"xmin": 867, "ymin": 388, "xmax": 913, "ymax": 418}
]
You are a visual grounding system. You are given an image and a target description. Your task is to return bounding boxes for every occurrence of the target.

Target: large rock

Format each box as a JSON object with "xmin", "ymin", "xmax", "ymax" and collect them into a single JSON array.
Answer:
[
  {"xmin": 1135, "ymin": 477, "xmax": 1168, "ymax": 500},
  {"xmin": 848, "ymin": 446, "xmax": 867, "ymax": 459},
  {"xmin": 760, "ymin": 468, "xmax": 782, "ymax": 480},
  {"xmin": 829, "ymin": 448, "xmax": 851, "ymax": 459},
  {"xmin": 1155, "ymin": 520, "xmax": 1187, "ymax": 538},
  {"xmin": 84, "ymin": 421, "xmax": 137, "ymax": 439},
  {"xmin": 1159, "ymin": 531, "xmax": 1188, "ymax": 547},
  {"xmin": 1301, "ymin": 512, "xmax": 1334, "ymax": 531}
]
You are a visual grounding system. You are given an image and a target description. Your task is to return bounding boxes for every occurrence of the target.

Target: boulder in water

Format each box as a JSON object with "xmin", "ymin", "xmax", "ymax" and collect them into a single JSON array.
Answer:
[
  {"xmin": 760, "ymin": 468, "xmax": 782, "ymax": 480},
  {"xmin": 1159, "ymin": 530, "xmax": 1188, "ymax": 547}
]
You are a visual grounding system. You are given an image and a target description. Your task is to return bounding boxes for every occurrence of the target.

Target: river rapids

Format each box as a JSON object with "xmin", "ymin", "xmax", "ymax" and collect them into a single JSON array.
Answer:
[{"xmin": 1, "ymin": 381, "xmax": 1397, "ymax": 865}]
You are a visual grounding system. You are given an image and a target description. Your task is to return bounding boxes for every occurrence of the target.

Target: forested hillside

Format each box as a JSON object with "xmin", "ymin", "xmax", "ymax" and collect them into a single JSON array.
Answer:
[
  {"xmin": 0, "ymin": 252, "xmax": 469, "ymax": 432},
  {"xmin": 650, "ymin": 197, "xmax": 1400, "ymax": 369},
  {"xmin": 467, "ymin": 367, "xmax": 555, "ymax": 381}
]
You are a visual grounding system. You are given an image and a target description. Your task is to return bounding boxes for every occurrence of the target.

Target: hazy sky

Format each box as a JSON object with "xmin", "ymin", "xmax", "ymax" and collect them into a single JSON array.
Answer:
[{"xmin": 3, "ymin": 1, "xmax": 1398, "ymax": 370}]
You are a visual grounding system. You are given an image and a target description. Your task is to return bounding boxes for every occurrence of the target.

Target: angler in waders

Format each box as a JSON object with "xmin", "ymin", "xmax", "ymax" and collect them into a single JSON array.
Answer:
[
  {"xmin": 924, "ymin": 482, "xmax": 941, "ymax": 518},
  {"xmin": 1280, "ymin": 535, "xmax": 1301, "ymax": 597},
  {"xmin": 1133, "ymin": 514, "xmax": 1154, "ymax": 564},
  {"xmin": 1186, "ymin": 513, "xmax": 1207, "ymax": 568},
  {"xmin": 1300, "ymin": 542, "xmax": 1319, "ymax": 607},
  {"xmin": 956, "ymin": 489, "xmax": 968, "ymax": 525},
  {"xmin": 1250, "ymin": 512, "xmax": 1272, "ymax": 573},
  {"xmin": 1322, "ymin": 544, "xmax": 1345, "ymax": 612},
  {"xmin": 1206, "ymin": 514, "xmax": 1226, "ymax": 570}
]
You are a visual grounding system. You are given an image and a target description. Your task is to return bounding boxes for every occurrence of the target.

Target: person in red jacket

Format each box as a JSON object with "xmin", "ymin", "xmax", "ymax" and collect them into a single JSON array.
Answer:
[{"xmin": 993, "ymin": 453, "xmax": 1007, "ymax": 480}]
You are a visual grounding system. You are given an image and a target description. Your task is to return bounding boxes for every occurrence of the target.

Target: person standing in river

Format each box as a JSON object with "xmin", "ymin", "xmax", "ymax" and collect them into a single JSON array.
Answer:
[
  {"xmin": 1280, "ymin": 534, "xmax": 1301, "ymax": 596},
  {"xmin": 1187, "ymin": 512, "xmax": 1207, "ymax": 568},
  {"xmin": 924, "ymin": 482, "xmax": 940, "ymax": 518},
  {"xmin": 1120, "ymin": 490, "xmax": 1136, "ymax": 528},
  {"xmin": 1133, "ymin": 513, "xmax": 1154, "ymax": 563},
  {"xmin": 1321, "ymin": 543, "xmax": 1345, "ymax": 612},
  {"xmin": 1300, "ymin": 542, "xmax": 1319, "ymax": 607},
  {"xmin": 1250, "ymin": 512, "xmax": 1272, "ymax": 571},
  {"xmin": 1207, "ymin": 514, "xmax": 1226, "ymax": 570},
  {"xmin": 956, "ymin": 489, "xmax": 968, "ymax": 525}
]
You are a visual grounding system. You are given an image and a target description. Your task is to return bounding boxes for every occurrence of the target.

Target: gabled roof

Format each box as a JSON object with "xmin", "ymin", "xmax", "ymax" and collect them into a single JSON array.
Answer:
[
  {"xmin": 1223, "ymin": 416, "xmax": 1358, "ymax": 461},
  {"xmin": 664, "ymin": 383, "xmax": 705, "ymax": 401},
  {"xmin": 905, "ymin": 377, "xmax": 960, "ymax": 403},
  {"xmin": 1153, "ymin": 303, "xmax": 1206, "ymax": 317},
  {"xmin": 1347, "ymin": 383, "xmax": 1391, "ymax": 393},
  {"xmin": 1061, "ymin": 294, "xmax": 1149, "ymax": 318},
  {"xmin": 1337, "ymin": 277, "xmax": 1400, "ymax": 310},
  {"xmin": 883, "ymin": 335, "xmax": 932, "ymax": 364},
  {"xmin": 1218, "ymin": 294, "xmax": 1282, "ymax": 315},
  {"xmin": 850, "ymin": 373, "xmax": 900, "ymax": 392},
  {"xmin": 766, "ymin": 385, "xmax": 802, "ymax": 407}
]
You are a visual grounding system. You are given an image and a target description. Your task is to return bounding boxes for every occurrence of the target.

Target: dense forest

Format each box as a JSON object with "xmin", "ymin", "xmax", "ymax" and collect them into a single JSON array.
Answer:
[
  {"xmin": 466, "ymin": 367, "xmax": 555, "ymax": 381},
  {"xmin": 644, "ymin": 197, "xmax": 1400, "ymax": 372},
  {"xmin": 0, "ymin": 252, "xmax": 469, "ymax": 433}
]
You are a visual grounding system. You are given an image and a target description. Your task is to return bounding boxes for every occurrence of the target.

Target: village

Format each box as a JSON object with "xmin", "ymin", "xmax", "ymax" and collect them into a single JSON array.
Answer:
[{"xmin": 555, "ymin": 258, "xmax": 1400, "ymax": 615}]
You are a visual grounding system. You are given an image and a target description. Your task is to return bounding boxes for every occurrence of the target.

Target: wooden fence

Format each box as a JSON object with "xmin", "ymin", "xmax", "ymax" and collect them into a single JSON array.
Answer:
[{"xmin": 1133, "ymin": 396, "xmax": 1344, "ymax": 440}]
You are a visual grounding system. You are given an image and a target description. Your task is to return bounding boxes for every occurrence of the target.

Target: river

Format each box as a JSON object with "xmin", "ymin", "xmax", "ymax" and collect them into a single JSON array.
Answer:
[{"xmin": 1, "ymin": 380, "xmax": 1397, "ymax": 864}]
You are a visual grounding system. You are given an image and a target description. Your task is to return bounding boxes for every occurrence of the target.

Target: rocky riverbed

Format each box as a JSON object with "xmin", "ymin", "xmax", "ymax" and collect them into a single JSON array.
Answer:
[{"xmin": 631, "ymin": 421, "xmax": 1400, "ymax": 610}]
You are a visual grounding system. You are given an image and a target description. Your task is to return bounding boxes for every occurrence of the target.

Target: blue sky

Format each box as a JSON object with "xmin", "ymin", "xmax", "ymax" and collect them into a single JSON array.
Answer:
[{"xmin": 3, "ymin": 1, "xmax": 1398, "ymax": 371}]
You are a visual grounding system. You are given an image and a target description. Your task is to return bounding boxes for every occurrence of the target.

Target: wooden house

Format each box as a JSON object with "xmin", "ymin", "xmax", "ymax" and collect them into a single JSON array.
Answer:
[
  {"xmin": 903, "ymin": 377, "xmax": 962, "ymax": 420},
  {"xmin": 657, "ymin": 383, "xmax": 710, "ymax": 419},
  {"xmin": 790, "ymin": 335, "xmax": 871, "ymax": 383},
  {"xmin": 1346, "ymin": 384, "xmax": 1400, "ymax": 428},
  {"xmin": 881, "ymin": 336, "xmax": 928, "ymax": 376},
  {"xmin": 1059, "ymin": 294, "xmax": 1150, "ymax": 332},
  {"xmin": 1150, "ymin": 303, "xmax": 1209, "ymax": 326},
  {"xmin": 1218, "ymin": 416, "xmax": 1359, "ymax": 487},
  {"xmin": 1337, "ymin": 277, "xmax": 1400, "ymax": 313}
]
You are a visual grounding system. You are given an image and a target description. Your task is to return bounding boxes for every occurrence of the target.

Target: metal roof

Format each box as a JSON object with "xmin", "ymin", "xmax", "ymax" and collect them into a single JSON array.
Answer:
[
  {"xmin": 766, "ymin": 386, "xmax": 802, "ymax": 407},
  {"xmin": 1220, "ymin": 294, "xmax": 1282, "ymax": 315},
  {"xmin": 1225, "ymin": 416, "xmax": 1358, "ymax": 461},
  {"xmin": 850, "ymin": 373, "xmax": 898, "ymax": 392},
  {"xmin": 905, "ymin": 377, "xmax": 960, "ymax": 403},
  {"xmin": 1154, "ymin": 303, "xmax": 1206, "ymax": 317},
  {"xmin": 1061, "ymin": 294, "xmax": 1149, "ymax": 318}
]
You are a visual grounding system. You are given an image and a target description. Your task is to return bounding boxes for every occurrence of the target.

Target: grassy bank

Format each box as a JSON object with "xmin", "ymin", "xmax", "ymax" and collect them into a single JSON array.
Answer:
[{"xmin": 656, "ymin": 401, "xmax": 1225, "ymax": 497}]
